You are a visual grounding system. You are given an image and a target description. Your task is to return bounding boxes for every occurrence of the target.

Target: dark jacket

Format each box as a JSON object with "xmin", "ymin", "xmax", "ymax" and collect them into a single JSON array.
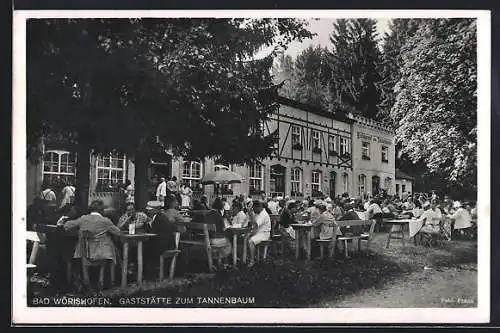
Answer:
[
  {"xmin": 279, "ymin": 208, "xmax": 295, "ymax": 228},
  {"xmin": 147, "ymin": 211, "xmax": 179, "ymax": 253},
  {"xmin": 204, "ymin": 209, "xmax": 227, "ymax": 238}
]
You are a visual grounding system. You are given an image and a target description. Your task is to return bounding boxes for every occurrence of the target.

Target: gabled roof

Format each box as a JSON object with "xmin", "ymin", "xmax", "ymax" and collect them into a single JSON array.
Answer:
[
  {"xmin": 396, "ymin": 169, "xmax": 415, "ymax": 181},
  {"xmin": 277, "ymin": 96, "xmax": 355, "ymax": 125}
]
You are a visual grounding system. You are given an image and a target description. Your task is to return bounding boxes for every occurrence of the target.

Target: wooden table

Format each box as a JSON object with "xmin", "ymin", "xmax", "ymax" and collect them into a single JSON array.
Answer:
[
  {"xmin": 384, "ymin": 219, "xmax": 412, "ymax": 248},
  {"xmin": 225, "ymin": 226, "xmax": 250, "ymax": 268},
  {"xmin": 119, "ymin": 232, "xmax": 157, "ymax": 288},
  {"xmin": 290, "ymin": 223, "xmax": 314, "ymax": 261}
]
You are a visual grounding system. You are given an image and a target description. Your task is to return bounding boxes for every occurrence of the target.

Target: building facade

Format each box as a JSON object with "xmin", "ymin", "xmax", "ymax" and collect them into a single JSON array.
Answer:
[{"xmin": 27, "ymin": 97, "xmax": 396, "ymax": 207}]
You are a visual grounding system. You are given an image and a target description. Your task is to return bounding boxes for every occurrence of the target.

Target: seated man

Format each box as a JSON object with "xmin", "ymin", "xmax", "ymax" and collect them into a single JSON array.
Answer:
[
  {"xmin": 311, "ymin": 201, "xmax": 338, "ymax": 240},
  {"xmin": 117, "ymin": 202, "xmax": 151, "ymax": 231},
  {"xmin": 338, "ymin": 203, "xmax": 363, "ymax": 236},
  {"xmin": 247, "ymin": 200, "xmax": 271, "ymax": 267}
]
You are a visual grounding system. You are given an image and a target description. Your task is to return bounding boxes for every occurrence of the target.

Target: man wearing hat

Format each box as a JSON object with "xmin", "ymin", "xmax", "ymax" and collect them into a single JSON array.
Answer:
[{"xmin": 448, "ymin": 201, "xmax": 472, "ymax": 234}]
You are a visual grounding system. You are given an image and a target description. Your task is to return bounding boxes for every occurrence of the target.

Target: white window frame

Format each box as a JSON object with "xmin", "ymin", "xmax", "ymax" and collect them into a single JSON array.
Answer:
[
  {"xmin": 42, "ymin": 150, "xmax": 77, "ymax": 179},
  {"xmin": 381, "ymin": 145, "xmax": 389, "ymax": 162},
  {"xmin": 249, "ymin": 164, "xmax": 264, "ymax": 191},
  {"xmin": 340, "ymin": 137, "xmax": 350, "ymax": 155},
  {"xmin": 182, "ymin": 161, "xmax": 203, "ymax": 188},
  {"xmin": 361, "ymin": 141, "xmax": 371, "ymax": 159},
  {"xmin": 291, "ymin": 125, "xmax": 301, "ymax": 146},
  {"xmin": 358, "ymin": 174, "xmax": 366, "ymax": 197},
  {"xmin": 291, "ymin": 167, "xmax": 302, "ymax": 195},
  {"xmin": 311, "ymin": 170, "xmax": 322, "ymax": 194},
  {"xmin": 96, "ymin": 152, "xmax": 126, "ymax": 187},
  {"xmin": 342, "ymin": 173, "xmax": 349, "ymax": 194},
  {"xmin": 311, "ymin": 130, "xmax": 320, "ymax": 150}
]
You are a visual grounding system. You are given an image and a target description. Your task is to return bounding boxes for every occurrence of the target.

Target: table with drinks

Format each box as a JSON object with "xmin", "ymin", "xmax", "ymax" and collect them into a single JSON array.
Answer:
[{"xmin": 120, "ymin": 223, "xmax": 157, "ymax": 288}]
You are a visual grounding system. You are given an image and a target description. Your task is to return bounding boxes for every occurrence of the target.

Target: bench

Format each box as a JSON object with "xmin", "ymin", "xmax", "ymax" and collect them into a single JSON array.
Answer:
[{"xmin": 315, "ymin": 219, "xmax": 376, "ymax": 259}]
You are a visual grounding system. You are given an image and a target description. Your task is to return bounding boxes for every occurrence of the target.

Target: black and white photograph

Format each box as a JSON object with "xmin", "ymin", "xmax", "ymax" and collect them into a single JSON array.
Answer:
[{"xmin": 12, "ymin": 9, "xmax": 490, "ymax": 324}]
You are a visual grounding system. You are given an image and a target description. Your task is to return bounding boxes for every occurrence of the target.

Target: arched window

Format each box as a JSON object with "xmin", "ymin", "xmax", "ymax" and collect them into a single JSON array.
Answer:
[
  {"xmin": 249, "ymin": 164, "xmax": 264, "ymax": 194},
  {"xmin": 385, "ymin": 177, "xmax": 392, "ymax": 194},
  {"xmin": 42, "ymin": 150, "xmax": 77, "ymax": 186},
  {"xmin": 182, "ymin": 161, "xmax": 203, "ymax": 189},
  {"xmin": 342, "ymin": 173, "xmax": 349, "ymax": 195},
  {"xmin": 311, "ymin": 170, "xmax": 322, "ymax": 197},
  {"xmin": 358, "ymin": 174, "xmax": 366, "ymax": 197},
  {"xmin": 291, "ymin": 167, "xmax": 302, "ymax": 196}
]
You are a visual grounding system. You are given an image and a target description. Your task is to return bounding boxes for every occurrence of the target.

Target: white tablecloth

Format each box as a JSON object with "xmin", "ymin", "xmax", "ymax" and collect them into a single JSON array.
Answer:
[{"xmin": 408, "ymin": 219, "xmax": 424, "ymax": 238}]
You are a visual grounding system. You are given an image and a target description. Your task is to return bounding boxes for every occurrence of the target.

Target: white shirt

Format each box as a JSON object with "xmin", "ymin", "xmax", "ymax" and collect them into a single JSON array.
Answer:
[
  {"xmin": 450, "ymin": 208, "xmax": 472, "ymax": 230},
  {"xmin": 231, "ymin": 211, "xmax": 249, "ymax": 227},
  {"xmin": 366, "ymin": 203, "xmax": 383, "ymax": 219},
  {"xmin": 41, "ymin": 188, "xmax": 57, "ymax": 201},
  {"xmin": 363, "ymin": 202, "xmax": 370, "ymax": 210},
  {"xmin": 254, "ymin": 209, "xmax": 271, "ymax": 234},
  {"xmin": 156, "ymin": 181, "xmax": 167, "ymax": 197},
  {"xmin": 267, "ymin": 201, "xmax": 279, "ymax": 215},
  {"xmin": 420, "ymin": 208, "xmax": 442, "ymax": 225}
]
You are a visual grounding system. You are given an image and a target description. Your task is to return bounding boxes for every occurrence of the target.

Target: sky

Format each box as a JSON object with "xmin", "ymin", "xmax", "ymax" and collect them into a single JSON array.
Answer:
[
  {"xmin": 254, "ymin": 18, "xmax": 391, "ymax": 59},
  {"xmin": 284, "ymin": 18, "xmax": 391, "ymax": 57}
]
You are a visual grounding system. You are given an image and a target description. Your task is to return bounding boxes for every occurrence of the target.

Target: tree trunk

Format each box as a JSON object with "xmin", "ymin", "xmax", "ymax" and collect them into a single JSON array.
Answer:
[
  {"xmin": 75, "ymin": 139, "xmax": 91, "ymax": 215},
  {"xmin": 134, "ymin": 149, "xmax": 151, "ymax": 210}
]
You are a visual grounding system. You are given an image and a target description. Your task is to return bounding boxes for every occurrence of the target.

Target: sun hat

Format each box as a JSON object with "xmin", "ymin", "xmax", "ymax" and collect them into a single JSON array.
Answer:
[
  {"xmin": 146, "ymin": 200, "xmax": 164, "ymax": 210},
  {"xmin": 314, "ymin": 200, "xmax": 327, "ymax": 209},
  {"xmin": 453, "ymin": 201, "xmax": 462, "ymax": 209}
]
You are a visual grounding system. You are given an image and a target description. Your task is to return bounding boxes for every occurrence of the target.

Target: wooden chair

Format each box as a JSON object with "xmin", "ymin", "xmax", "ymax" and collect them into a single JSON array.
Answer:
[
  {"xmin": 159, "ymin": 225, "xmax": 186, "ymax": 281},
  {"xmin": 269, "ymin": 214, "xmax": 285, "ymax": 257},
  {"xmin": 79, "ymin": 230, "xmax": 115, "ymax": 290},
  {"xmin": 358, "ymin": 219, "xmax": 377, "ymax": 252},
  {"xmin": 179, "ymin": 222, "xmax": 216, "ymax": 272}
]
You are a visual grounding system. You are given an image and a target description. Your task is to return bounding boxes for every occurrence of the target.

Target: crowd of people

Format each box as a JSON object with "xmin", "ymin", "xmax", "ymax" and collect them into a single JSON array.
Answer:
[{"xmin": 27, "ymin": 178, "xmax": 478, "ymax": 291}]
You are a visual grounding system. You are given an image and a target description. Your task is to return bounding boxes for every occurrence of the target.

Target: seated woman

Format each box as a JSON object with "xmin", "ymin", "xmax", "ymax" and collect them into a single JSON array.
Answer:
[
  {"xmin": 117, "ymin": 202, "xmax": 151, "ymax": 231},
  {"xmin": 416, "ymin": 201, "xmax": 442, "ymax": 244},
  {"xmin": 247, "ymin": 200, "xmax": 271, "ymax": 267},
  {"xmin": 63, "ymin": 200, "xmax": 121, "ymax": 273},
  {"xmin": 311, "ymin": 201, "xmax": 337, "ymax": 240},
  {"xmin": 204, "ymin": 198, "xmax": 232, "ymax": 266},
  {"xmin": 230, "ymin": 201, "xmax": 249, "ymax": 227}
]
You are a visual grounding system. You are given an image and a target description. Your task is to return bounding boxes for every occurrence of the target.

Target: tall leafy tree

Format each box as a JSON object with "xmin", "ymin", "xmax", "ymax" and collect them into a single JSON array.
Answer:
[
  {"xmin": 272, "ymin": 53, "xmax": 297, "ymax": 100},
  {"xmin": 377, "ymin": 19, "xmax": 421, "ymax": 124},
  {"xmin": 292, "ymin": 45, "xmax": 332, "ymax": 107},
  {"xmin": 328, "ymin": 18, "xmax": 382, "ymax": 119},
  {"xmin": 28, "ymin": 18, "xmax": 313, "ymax": 210},
  {"xmin": 391, "ymin": 18, "xmax": 477, "ymax": 193}
]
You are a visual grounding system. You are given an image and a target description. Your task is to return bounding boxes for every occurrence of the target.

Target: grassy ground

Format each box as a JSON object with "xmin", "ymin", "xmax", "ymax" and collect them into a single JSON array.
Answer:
[{"xmin": 29, "ymin": 232, "xmax": 477, "ymax": 308}]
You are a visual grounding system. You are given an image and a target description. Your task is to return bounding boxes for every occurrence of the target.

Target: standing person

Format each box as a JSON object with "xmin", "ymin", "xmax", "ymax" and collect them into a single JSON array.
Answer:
[
  {"xmin": 267, "ymin": 196, "xmax": 279, "ymax": 215},
  {"xmin": 448, "ymin": 201, "xmax": 473, "ymax": 236},
  {"xmin": 246, "ymin": 200, "xmax": 271, "ymax": 267},
  {"xmin": 59, "ymin": 182, "xmax": 76, "ymax": 209},
  {"xmin": 166, "ymin": 177, "xmax": 179, "ymax": 202},
  {"xmin": 40, "ymin": 181, "xmax": 57, "ymax": 206},
  {"xmin": 156, "ymin": 177, "xmax": 167, "ymax": 202},
  {"xmin": 124, "ymin": 179, "xmax": 134, "ymax": 204},
  {"xmin": 179, "ymin": 182, "xmax": 193, "ymax": 208}
]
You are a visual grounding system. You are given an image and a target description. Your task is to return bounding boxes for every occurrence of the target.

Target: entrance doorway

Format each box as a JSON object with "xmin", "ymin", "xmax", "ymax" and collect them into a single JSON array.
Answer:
[
  {"xmin": 372, "ymin": 175, "xmax": 380, "ymax": 196},
  {"xmin": 270, "ymin": 164, "xmax": 286, "ymax": 197},
  {"xmin": 329, "ymin": 171, "xmax": 337, "ymax": 198}
]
